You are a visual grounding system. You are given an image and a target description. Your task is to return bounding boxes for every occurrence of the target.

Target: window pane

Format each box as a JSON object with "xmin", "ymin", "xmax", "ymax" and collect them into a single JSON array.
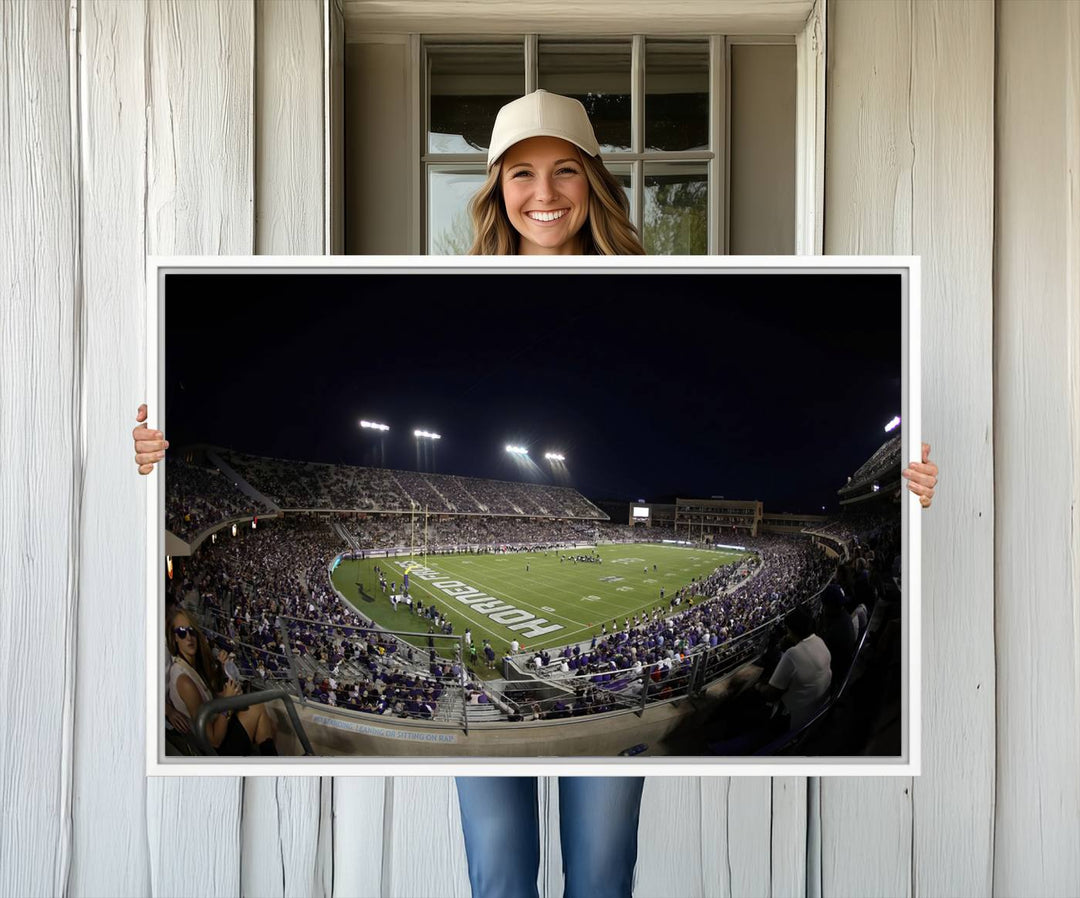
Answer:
[
  {"xmin": 428, "ymin": 44, "xmax": 524, "ymax": 154},
  {"xmin": 643, "ymin": 163, "xmax": 708, "ymax": 255},
  {"xmin": 604, "ymin": 163, "xmax": 634, "ymax": 220},
  {"xmin": 645, "ymin": 40, "xmax": 709, "ymax": 152},
  {"xmin": 428, "ymin": 167, "xmax": 487, "ymax": 254},
  {"xmin": 538, "ymin": 40, "xmax": 631, "ymax": 153}
]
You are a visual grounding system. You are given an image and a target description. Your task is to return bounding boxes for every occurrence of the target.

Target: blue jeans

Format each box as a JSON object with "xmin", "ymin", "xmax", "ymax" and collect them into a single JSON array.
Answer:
[{"xmin": 455, "ymin": 776, "xmax": 646, "ymax": 898}]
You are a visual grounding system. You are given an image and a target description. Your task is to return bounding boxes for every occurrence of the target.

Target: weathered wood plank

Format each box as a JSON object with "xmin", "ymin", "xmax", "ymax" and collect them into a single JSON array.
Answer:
[
  {"xmin": 144, "ymin": 2, "xmax": 254, "ymax": 895},
  {"xmin": 254, "ymin": 0, "xmax": 324, "ymax": 255},
  {"xmin": 824, "ymin": 0, "xmax": 913, "ymax": 256},
  {"xmin": 823, "ymin": 3, "xmax": 997, "ymax": 897},
  {"xmin": 241, "ymin": 2, "xmax": 327, "ymax": 894},
  {"xmin": 242, "ymin": 777, "xmax": 326, "ymax": 898},
  {"xmin": 0, "ymin": 1, "xmax": 78, "ymax": 896},
  {"xmin": 908, "ymin": 3, "xmax": 995, "ymax": 895},
  {"xmin": 70, "ymin": 2, "xmax": 153, "ymax": 894},
  {"xmin": 331, "ymin": 778, "xmax": 387, "ymax": 898},
  {"xmin": 822, "ymin": 3, "xmax": 914, "ymax": 895},
  {"xmin": 822, "ymin": 779, "xmax": 912, "ymax": 898},
  {"xmin": 727, "ymin": 779, "xmax": 774, "ymax": 896},
  {"xmin": 147, "ymin": 778, "xmax": 244, "ymax": 897},
  {"xmin": 993, "ymin": 1, "xmax": 1080, "ymax": 893},
  {"xmin": 771, "ymin": 777, "xmax": 808, "ymax": 897},
  {"xmin": 632, "ymin": 777, "xmax": 706, "ymax": 897},
  {"xmin": 384, "ymin": 777, "xmax": 471, "ymax": 898},
  {"xmin": 145, "ymin": 0, "xmax": 255, "ymax": 257}
]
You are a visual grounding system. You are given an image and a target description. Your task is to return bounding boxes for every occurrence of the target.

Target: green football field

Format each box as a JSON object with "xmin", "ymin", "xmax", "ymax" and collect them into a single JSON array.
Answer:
[{"xmin": 330, "ymin": 543, "xmax": 749, "ymax": 676}]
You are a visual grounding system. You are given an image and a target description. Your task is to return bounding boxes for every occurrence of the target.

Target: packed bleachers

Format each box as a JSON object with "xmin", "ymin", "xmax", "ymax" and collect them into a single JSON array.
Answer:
[
  {"xmin": 522, "ymin": 535, "xmax": 833, "ymax": 694},
  {"xmin": 837, "ymin": 433, "xmax": 902, "ymax": 501},
  {"xmin": 217, "ymin": 449, "xmax": 608, "ymax": 519},
  {"xmin": 169, "ymin": 505, "xmax": 837, "ymax": 725},
  {"xmin": 342, "ymin": 513, "xmax": 600, "ymax": 553},
  {"xmin": 172, "ymin": 514, "xmax": 487, "ymax": 723},
  {"xmin": 164, "ymin": 441, "xmax": 900, "ymax": 731},
  {"xmin": 165, "ymin": 458, "xmax": 273, "ymax": 542}
]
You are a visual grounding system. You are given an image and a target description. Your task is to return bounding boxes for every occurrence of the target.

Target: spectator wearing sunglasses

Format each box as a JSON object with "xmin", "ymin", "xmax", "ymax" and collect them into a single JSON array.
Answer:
[{"xmin": 166, "ymin": 609, "xmax": 277, "ymax": 755}]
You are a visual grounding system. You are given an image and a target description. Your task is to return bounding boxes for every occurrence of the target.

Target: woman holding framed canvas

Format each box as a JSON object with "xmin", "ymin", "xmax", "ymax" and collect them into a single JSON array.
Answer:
[{"xmin": 134, "ymin": 90, "xmax": 938, "ymax": 898}]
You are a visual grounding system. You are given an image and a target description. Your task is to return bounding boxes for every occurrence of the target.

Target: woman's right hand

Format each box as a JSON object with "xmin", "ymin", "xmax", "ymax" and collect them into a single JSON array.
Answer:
[
  {"xmin": 133, "ymin": 403, "xmax": 169, "ymax": 474},
  {"xmin": 222, "ymin": 679, "xmax": 242, "ymax": 698}
]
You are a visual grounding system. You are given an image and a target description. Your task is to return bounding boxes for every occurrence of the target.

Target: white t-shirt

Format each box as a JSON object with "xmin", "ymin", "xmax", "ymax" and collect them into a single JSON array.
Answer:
[
  {"xmin": 852, "ymin": 604, "xmax": 868, "ymax": 637},
  {"xmin": 768, "ymin": 634, "xmax": 832, "ymax": 730}
]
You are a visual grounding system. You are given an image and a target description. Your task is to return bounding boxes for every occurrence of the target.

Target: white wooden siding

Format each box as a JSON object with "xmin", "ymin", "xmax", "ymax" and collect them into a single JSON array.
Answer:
[
  {"xmin": 143, "ymin": 0, "xmax": 253, "ymax": 895},
  {"xmin": 1, "ymin": 1, "xmax": 1077, "ymax": 896},
  {"xmin": 824, "ymin": 2, "xmax": 997, "ymax": 897},
  {"xmin": 993, "ymin": 1, "xmax": 1080, "ymax": 894},
  {"xmin": 0, "ymin": 2, "xmax": 78, "ymax": 896},
  {"xmin": 71, "ymin": 1, "xmax": 152, "ymax": 895}
]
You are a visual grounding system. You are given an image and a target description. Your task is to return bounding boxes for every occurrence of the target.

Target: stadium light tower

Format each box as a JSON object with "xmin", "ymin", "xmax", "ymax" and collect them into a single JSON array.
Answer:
[
  {"xmin": 415, "ymin": 428, "xmax": 440, "ymax": 472},
  {"xmin": 360, "ymin": 419, "xmax": 390, "ymax": 467},
  {"xmin": 505, "ymin": 444, "xmax": 529, "ymax": 456},
  {"xmin": 544, "ymin": 449, "xmax": 570, "ymax": 486}
]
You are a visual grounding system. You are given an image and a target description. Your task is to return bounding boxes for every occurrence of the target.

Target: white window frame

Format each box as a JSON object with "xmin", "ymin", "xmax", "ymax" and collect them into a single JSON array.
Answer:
[{"xmin": 389, "ymin": 1, "xmax": 826, "ymax": 255}]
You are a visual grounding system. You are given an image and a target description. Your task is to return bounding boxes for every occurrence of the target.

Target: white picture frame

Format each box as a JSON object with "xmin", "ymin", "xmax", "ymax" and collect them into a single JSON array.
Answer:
[{"xmin": 146, "ymin": 254, "xmax": 920, "ymax": 777}]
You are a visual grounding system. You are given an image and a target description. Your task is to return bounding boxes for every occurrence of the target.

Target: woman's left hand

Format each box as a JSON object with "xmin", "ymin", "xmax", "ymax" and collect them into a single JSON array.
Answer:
[{"xmin": 902, "ymin": 441, "xmax": 938, "ymax": 508}]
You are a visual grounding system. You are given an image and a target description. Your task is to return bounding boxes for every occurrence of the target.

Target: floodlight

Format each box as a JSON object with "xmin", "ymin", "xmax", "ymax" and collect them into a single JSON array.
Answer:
[
  {"xmin": 544, "ymin": 452, "xmax": 565, "ymax": 461},
  {"xmin": 414, "ymin": 429, "xmax": 441, "ymax": 440},
  {"xmin": 361, "ymin": 420, "xmax": 389, "ymax": 431},
  {"xmin": 884, "ymin": 415, "xmax": 901, "ymax": 432},
  {"xmin": 505, "ymin": 444, "xmax": 529, "ymax": 456}
]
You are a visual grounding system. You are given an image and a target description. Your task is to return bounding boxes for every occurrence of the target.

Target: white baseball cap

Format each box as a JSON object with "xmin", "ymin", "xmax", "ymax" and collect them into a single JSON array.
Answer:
[{"xmin": 486, "ymin": 90, "xmax": 601, "ymax": 168}]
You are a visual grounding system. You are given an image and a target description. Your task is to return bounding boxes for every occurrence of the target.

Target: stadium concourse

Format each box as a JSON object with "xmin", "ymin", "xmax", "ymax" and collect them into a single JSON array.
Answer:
[{"xmin": 163, "ymin": 441, "xmax": 903, "ymax": 757}]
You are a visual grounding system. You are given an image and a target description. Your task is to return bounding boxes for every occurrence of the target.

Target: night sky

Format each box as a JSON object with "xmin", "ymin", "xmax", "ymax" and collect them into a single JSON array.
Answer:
[{"xmin": 165, "ymin": 271, "xmax": 902, "ymax": 514}]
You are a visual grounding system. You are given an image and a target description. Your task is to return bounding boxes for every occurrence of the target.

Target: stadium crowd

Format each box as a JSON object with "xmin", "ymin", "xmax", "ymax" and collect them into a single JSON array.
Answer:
[
  {"xmin": 165, "ymin": 458, "xmax": 272, "ymax": 542},
  {"xmin": 170, "ymin": 515, "xmax": 501, "ymax": 723},
  {"xmin": 215, "ymin": 449, "xmax": 607, "ymax": 518},
  {"xmin": 164, "ymin": 448, "xmax": 897, "ymax": 733},
  {"xmin": 522, "ymin": 535, "xmax": 834, "ymax": 698},
  {"xmin": 837, "ymin": 433, "xmax": 902, "ymax": 499}
]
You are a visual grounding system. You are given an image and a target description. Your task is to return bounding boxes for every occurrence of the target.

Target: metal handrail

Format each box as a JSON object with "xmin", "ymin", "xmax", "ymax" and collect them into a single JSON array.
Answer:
[{"xmin": 192, "ymin": 688, "xmax": 316, "ymax": 756}]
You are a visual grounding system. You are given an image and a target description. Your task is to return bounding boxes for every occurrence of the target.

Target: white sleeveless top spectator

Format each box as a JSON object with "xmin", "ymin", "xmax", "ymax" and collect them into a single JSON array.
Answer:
[
  {"xmin": 768, "ymin": 634, "xmax": 832, "ymax": 730},
  {"xmin": 168, "ymin": 656, "xmax": 213, "ymax": 721}
]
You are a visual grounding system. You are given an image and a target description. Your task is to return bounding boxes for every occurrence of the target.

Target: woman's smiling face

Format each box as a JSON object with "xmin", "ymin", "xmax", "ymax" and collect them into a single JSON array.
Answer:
[{"xmin": 499, "ymin": 136, "xmax": 590, "ymax": 255}]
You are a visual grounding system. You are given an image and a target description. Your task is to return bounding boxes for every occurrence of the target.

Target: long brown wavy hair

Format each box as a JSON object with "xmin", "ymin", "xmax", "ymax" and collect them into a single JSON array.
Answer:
[
  {"xmin": 167, "ymin": 609, "xmax": 225, "ymax": 693},
  {"xmin": 468, "ymin": 148, "xmax": 645, "ymax": 256}
]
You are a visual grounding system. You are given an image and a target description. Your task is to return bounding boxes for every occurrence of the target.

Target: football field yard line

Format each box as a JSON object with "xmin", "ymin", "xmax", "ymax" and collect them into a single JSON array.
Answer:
[
  {"xmin": 378, "ymin": 571, "xmax": 512, "ymax": 647},
  {"xmin": 400, "ymin": 558, "xmax": 582, "ymax": 626},
  {"xmin": 407, "ymin": 554, "xmax": 640, "ymax": 636},
  {"xmin": 356, "ymin": 545, "xmax": 752, "ymax": 652},
  {"xmin": 493, "ymin": 563, "xmax": 633, "ymax": 620},
  {"xmin": 336, "ymin": 559, "xmax": 516, "ymax": 649},
  {"xmin": 449, "ymin": 551, "xmax": 669, "ymax": 625}
]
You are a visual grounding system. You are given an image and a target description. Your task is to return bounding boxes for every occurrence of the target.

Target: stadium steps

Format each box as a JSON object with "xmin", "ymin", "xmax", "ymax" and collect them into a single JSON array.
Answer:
[
  {"xmin": 206, "ymin": 448, "xmax": 280, "ymax": 512},
  {"xmin": 420, "ymin": 474, "xmax": 452, "ymax": 507},
  {"xmin": 463, "ymin": 704, "xmax": 505, "ymax": 721},
  {"xmin": 331, "ymin": 519, "xmax": 358, "ymax": 550},
  {"xmin": 435, "ymin": 693, "xmax": 465, "ymax": 722}
]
